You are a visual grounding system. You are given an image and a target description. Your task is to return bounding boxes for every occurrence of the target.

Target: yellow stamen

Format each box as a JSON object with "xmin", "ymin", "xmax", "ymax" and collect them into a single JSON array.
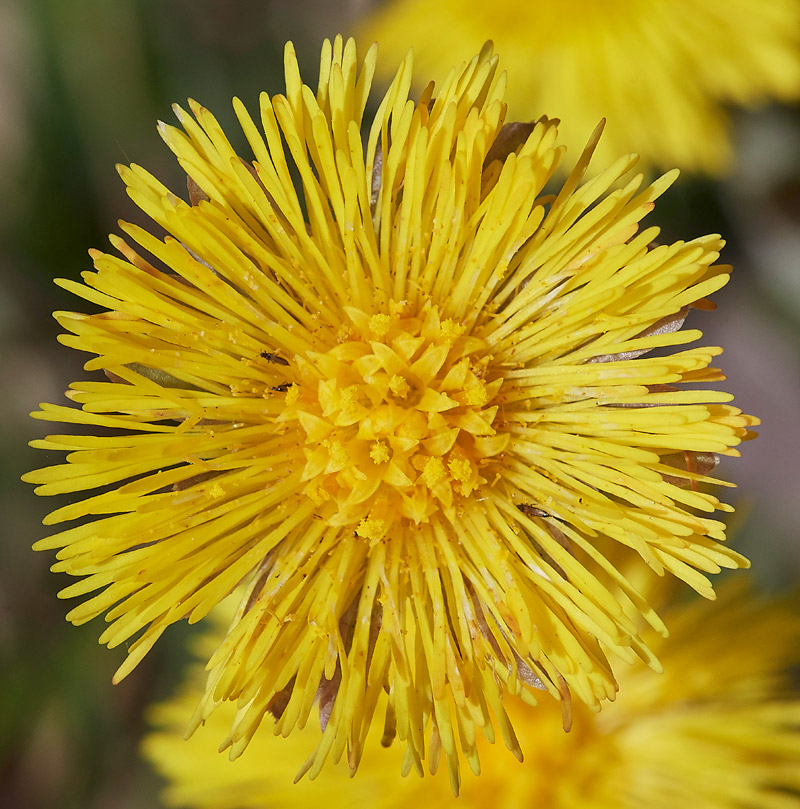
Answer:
[{"xmin": 370, "ymin": 441, "xmax": 390, "ymax": 464}]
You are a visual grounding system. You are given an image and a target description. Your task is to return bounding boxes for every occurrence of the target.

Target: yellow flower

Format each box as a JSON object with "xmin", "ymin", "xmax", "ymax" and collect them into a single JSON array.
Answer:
[
  {"xmin": 145, "ymin": 580, "xmax": 800, "ymax": 809},
  {"xmin": 359, "ymin": 0, "xmax": 800, "ymax": 174},
  {"xmin": 25, "ymin": 37, "xmax": 757, "ymax": 791}
]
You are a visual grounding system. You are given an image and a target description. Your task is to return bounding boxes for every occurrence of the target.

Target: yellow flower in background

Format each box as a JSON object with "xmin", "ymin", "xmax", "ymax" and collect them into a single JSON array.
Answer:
[
  {"xmin": 25, "ymin": 37, "xmax": 757, "ymax": 791},
  {"xmin": 145, "ymin": 581, "xmax": 800, "ymax": 809},
  {"xmin": 360, "ymin": 0, "xmax": 800, "ymax": 174}
]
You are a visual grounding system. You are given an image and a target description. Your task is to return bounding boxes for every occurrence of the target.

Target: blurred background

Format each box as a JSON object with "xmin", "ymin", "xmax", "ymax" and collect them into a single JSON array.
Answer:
[{"xmin": 1, "ymin": 1, "xmax": 798, "ymax": 807}]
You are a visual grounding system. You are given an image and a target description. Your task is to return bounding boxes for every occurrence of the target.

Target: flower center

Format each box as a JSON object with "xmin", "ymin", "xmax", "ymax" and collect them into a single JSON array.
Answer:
[{"xmin": 281, "ymin": 303, "xmax": 508, "ymax": 541}]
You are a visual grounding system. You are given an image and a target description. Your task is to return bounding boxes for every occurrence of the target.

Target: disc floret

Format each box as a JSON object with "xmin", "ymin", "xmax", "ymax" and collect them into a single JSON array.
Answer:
[{"xmin": 284, "ymin": 302, "xmax": 507, "ymax": 539}]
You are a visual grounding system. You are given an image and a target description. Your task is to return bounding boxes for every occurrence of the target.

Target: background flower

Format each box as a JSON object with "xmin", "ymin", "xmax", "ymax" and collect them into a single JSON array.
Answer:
[
  {"xmin": 359, "ymin": 0, "xmax": 800, "ymax": 174},
  {"xmin": 144, "ymin": 576, "xmax": 800, "ymax": 809}
]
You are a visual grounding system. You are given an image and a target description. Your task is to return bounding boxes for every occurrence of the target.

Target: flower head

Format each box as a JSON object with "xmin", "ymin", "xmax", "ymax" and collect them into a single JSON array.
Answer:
[
  {"xmin": 145, "ymin": 580, "xmax": 800, "ymax": 809},
  {"xmin": 26, "ymin": 37, "xmax": 756, "ymax": 790},
  {"xmin": 360, "ymin": 0, "xmax": 800, "ymax": 174}
]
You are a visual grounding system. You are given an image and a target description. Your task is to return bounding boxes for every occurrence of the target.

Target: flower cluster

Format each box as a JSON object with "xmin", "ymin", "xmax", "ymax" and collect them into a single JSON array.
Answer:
[{"xmin": 26, "ymin": 37, "xmax": 756, "ymax": 791}]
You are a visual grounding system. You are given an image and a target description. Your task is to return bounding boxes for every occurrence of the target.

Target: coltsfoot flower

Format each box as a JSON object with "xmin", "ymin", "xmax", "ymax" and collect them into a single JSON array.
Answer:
[
  {"xmin": 144, "ymin": 580, "xmax": 800, "ymax": 808},
  {"xmin": 360, "ymin": 0, "xmax": 800, "ymax": 174},
  {"xmin": 25, "ymin": 37, "xmax": 757, "ymax": 791}
]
